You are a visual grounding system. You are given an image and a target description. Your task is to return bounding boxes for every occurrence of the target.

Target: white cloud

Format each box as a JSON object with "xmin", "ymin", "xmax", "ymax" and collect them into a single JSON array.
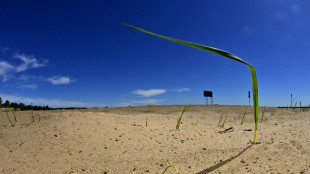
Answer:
[
  {"xmin": 47, "ymin": 76, "xmax": 75, "ymax": 85},
  {"xmin": 0, "ymin": 48, "xmax": 74, "ymax": 89},
  {"xmin": 0, "ymin": 93, "xmax": 106, "ymax": 108},
  {"xmin": 14, "ymin": 53, "xmax": 47, "ymax": 72},
  {"xmin": 133, "ymin": 89, "xmax": 166, "ymax": 97},
  {"xmin": 0, "ymin": 61, "xmax": 14, "ymax": 75},
  {"xmin": 116, "ymin": 99, "xmax": 164, "ymax": 107},
  {"xmin": 171, "ymin": 87, "xmax": 190, "ymax": 92}
]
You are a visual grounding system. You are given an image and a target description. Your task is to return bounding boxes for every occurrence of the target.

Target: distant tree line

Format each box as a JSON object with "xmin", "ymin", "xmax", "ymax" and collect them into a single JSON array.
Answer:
[{"xmin": 0, "ymin": 97, "xmax": 50, "ymax": 111}]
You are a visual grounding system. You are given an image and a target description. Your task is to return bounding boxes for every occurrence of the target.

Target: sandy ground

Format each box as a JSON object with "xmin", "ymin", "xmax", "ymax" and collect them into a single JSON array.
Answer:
[{"xmin": 0, "ymin": 105, "xmax": 310, "ymax": 174}]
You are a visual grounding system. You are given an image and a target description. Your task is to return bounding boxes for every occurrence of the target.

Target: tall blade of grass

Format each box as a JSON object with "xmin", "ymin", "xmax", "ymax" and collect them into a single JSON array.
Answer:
[
  {"xmin": 221, "ymin": 114, "xmax": 227, "ymax": 128},
  {"xmin": 12, "ymin": 109, "xmax": 17, "ymax": 122},
  {"xmin": 176, "ymin": 106, "xmax": 188, "ymax": 130},
  {"xmin": 31, "ymin": 103, "xmax": 34, "ymax": 122},
  {"xmin": 121, "ymin": 23, "xmax": 259, "ymax": 144},
  {"xmin": 6, "ymin": 109, "xmax": 14, "ymax": 127},
  {"xmin": 218, "ymin": 114, "xmax": 223, "ymax": 127}
]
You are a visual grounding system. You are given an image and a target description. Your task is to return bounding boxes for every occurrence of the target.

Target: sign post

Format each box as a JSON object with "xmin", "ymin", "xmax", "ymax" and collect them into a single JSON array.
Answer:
[{"xmin": 248, "ymin": 91, "xmax": 251, "ymax": 106}]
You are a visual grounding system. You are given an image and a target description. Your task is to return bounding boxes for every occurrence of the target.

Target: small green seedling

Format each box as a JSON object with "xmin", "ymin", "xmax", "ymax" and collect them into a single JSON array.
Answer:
[
  {"xmin": 218, "ymin": 114, "xmax": 227, "ymax": 128},
  {"xmin": 218, "ymin": 114, "xmax": 224, "ymax": 127},
  {"xmin": 12, "ymin": 109, "xmax": 17, "ymax": 122},
  {"xmin": 146, "ymin": 118, "xmax": 148, "ymax": 127},
  {"xmin": 221, "ymin": 114, "xmax": 227, "ymax": 128},
  {"xmin": 31, "ymin": 103, "xmax": 34, "ymax": 122},
  {"xmin": 163, "ymin": 165, "xmax": 179, "ymax": 174},
  {"xmin": 122, "ymin": 23, "xmax": 259, "ymax": 144},
  {"xmin": 240, "ymin": 109, "xmax": 247, "ymax": 125},
  {"xmin": 260, "ymin": 107, "xmax": 266, "ymax": 123},
  {"xmin": 6, "ymin": 109, "xmax": 14, "ymax": 127},
  {"xmin": 271, "ymin": 109, "xmax": 276, "ymax": 116},
  {"xmin": 176, "ymin": 106, "xmax": 188, "ymax": 130}
]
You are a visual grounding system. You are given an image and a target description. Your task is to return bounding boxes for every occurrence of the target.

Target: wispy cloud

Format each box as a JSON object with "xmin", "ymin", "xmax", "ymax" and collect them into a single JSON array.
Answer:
[
  {"xmin": 0, "ymin": 61, "xmax": 14, "ymax": 76},
  {"xmin": 7, "ymin": 83, "xmax": 38, "ymax": 90},
  {"xmin": 0, "ymin": 46, "xmax": 9, "ymax": 54},
  {"xmin": 0, "ymin": 47, "xmax": 75, "ymax": 88},
  {"xmin": 14, "ymin": 54, "xmax": 48, "ymax": 72},
  {"xmin": 171, "ymin": 87, "xmax": 190, "ymax": 92},
  {"xmin": 0, "ymin": 51, "xmax": 48, "ymax": 80},
  {"xmin": 0, "ymin": 93, "xmax": 106, "ymax": 108},
  {"xmin": 133, "ymin": 89, "xmax": 166, "ymax": 97},
  {"xmin": 116, "ymin": 99, "xmax": 164, "ymax": 107},
  {"xmin": 47, "ymin": 76, "xmax": 75, "ymax": 85}
]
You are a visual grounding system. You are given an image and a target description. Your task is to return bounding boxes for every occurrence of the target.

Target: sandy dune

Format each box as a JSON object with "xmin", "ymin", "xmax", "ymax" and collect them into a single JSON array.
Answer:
[{"xmin": 1, "ymin": 105, "xmax": 310, "ymax": 173}]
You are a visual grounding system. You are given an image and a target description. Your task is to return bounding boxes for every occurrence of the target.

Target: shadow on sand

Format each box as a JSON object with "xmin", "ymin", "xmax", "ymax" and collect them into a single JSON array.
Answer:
[{"xmin": 196, "ymin": 144, "xmax": 253, "ymax": 174}]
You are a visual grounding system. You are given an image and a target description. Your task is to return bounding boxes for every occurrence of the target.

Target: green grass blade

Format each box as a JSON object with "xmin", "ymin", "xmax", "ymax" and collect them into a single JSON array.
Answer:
[
  {"xmin": 6, "ymin": 110, "xmax": 14, "ymax": 127},
  {"xmin": 12, "ymin": 110, "xmax": 17, "ymax": 122},
  {"xmin": 121, "ymin": 23, "xmax": 259, "ymax": 144},
  {"xmin": 176, "ymin": 106, "xmax": 188, "ymax": 130},
  {"xmin": 218, "ymin": 114, "xmax": 223, "ymax": 127},
  {"xmin": 163, "ymin": 165, "xmax": 179, "ymax": 174}
]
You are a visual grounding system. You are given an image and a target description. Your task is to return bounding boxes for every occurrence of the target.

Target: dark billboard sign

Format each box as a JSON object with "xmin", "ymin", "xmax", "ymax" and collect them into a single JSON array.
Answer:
[{"xmin": 204, "ymin": 91, "xmax": 213, "ymax": 97}]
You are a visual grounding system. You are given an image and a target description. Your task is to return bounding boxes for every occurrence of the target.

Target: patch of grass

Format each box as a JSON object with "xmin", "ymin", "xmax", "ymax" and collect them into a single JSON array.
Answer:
[
  {"xmin": 162, "ymin": 165, "xmax": 179, "ymax": 174},
  {"xmin": 176, "ymin": 106, "xmax": 188, "ymax": 130},
  {"xmin": 218, "ymin": 114, "xmax": 227, "ymax": 128},
  {"xmin": 122, "ymin": 23, "xmax": 260, "ymax": 144}
]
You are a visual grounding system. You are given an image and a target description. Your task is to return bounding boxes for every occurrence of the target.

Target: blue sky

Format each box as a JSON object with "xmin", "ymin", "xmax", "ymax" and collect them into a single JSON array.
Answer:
[{"xmin": 0, "ymin": 0, "xmax": 309, "ymax": 107}]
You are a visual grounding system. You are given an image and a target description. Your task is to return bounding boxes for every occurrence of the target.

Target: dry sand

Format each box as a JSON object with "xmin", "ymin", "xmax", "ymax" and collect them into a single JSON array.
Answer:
[{"xmin": 0, "ymin": 105, "xmax": 310, "ymax": 174}]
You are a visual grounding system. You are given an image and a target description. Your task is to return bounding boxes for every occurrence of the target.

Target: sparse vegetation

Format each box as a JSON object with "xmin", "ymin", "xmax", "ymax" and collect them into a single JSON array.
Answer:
[
  {"xmin": 218, "ymin": 114, "xmax": 227, "ymax": 128},
  {"xmin": 301, "ymin": 105, "xmax": 310, "ymax": 112}
]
